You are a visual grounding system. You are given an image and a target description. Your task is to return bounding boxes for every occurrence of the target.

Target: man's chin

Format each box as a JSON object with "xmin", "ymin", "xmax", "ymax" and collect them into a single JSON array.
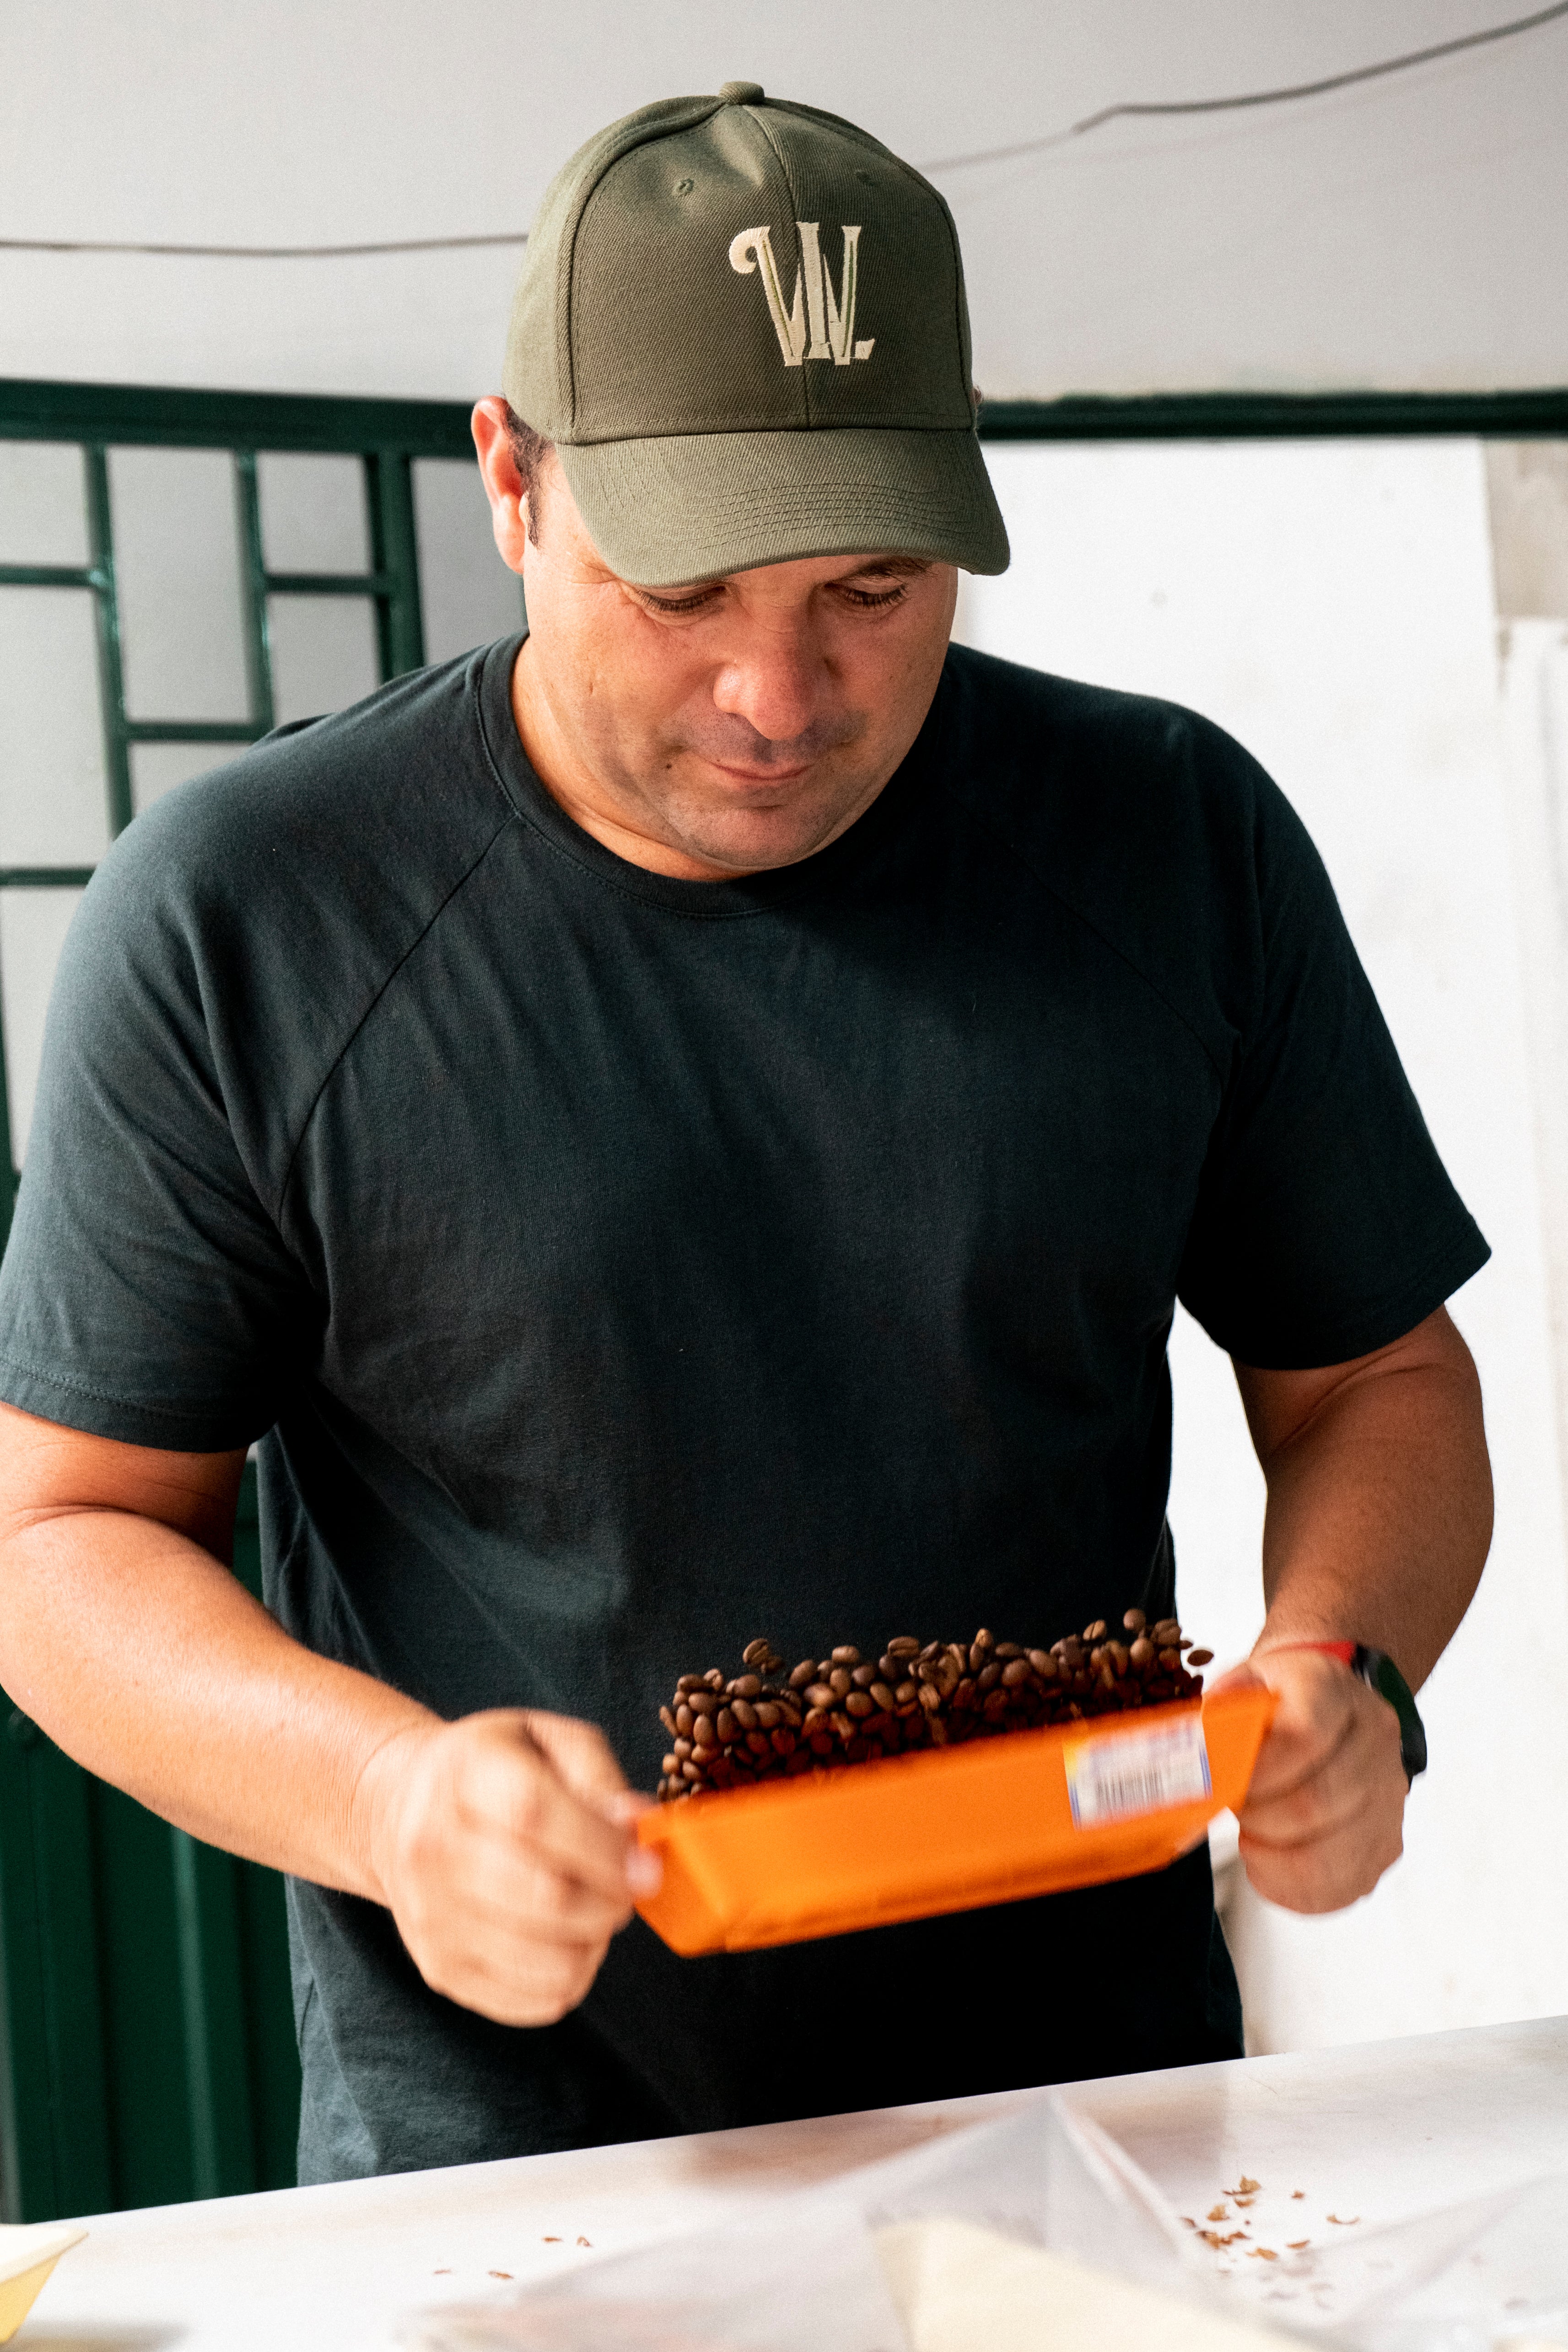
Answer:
[{"xmin": 665, "ymin": 804, "xmax": 851, "ymax": 876}]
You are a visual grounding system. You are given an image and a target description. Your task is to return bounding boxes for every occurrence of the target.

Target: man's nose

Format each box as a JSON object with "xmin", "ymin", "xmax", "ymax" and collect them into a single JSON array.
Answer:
[{"xmin": 710, "ymin": 623, "xmax": 827, "ymax": 746}]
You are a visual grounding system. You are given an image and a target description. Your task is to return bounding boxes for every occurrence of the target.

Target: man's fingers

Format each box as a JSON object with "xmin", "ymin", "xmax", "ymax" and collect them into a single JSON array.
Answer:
[
  {"xmin": 418, "ymin": 1927, "xmax": 613, "ymax": 2026},
  {"xmin": 523, "ymin": 1707, "xmax": 636, "ymax": 1808},
  {"xmin": 1239, "ymin": 1812, "xmax": 1403, "ymax": 1914},
  {"xmin": 453, "ymin": 1713, "xmax": 640, "ymax": 1903}
]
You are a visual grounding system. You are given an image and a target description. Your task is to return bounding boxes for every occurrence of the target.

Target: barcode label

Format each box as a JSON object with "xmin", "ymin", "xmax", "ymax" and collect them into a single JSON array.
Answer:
[{"xmin": 1064, "ymin": 1715, "xmax": 1211, "ymax": 1829}]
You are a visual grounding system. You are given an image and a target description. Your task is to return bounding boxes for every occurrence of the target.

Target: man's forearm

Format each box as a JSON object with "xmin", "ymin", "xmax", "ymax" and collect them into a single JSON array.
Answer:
[
  {"xmin": 1236, "ymin": 1309, "xmax": 1493, "ymax": 1687},
  {"xmin": 0, "ymin": 1503, "xmax": 434, "ymax": 1896}
]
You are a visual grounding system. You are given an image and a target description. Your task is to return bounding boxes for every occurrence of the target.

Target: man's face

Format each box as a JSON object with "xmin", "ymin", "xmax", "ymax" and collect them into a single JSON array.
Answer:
[{"xmin": 473, "ymin": 398, "xmax": 957, "ymax": 881}]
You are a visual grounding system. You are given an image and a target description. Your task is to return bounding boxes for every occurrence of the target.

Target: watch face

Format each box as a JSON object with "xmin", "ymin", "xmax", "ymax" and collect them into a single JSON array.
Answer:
[{"xmin": 1356, "ymin": 1647, "xmax": 1428, "ymax": 1782}]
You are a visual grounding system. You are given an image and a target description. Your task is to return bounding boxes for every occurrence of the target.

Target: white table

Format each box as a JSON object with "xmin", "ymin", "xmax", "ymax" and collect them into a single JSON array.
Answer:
[{"xmin": 27, "ymin": 2017, "xmax": 1568, "ymax": 2351}]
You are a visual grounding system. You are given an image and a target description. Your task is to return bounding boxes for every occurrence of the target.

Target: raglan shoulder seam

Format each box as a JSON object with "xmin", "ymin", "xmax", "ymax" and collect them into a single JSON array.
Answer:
[{"xmin": 275, "ymin": 806, "xmax": 522, "ymax": 1217}]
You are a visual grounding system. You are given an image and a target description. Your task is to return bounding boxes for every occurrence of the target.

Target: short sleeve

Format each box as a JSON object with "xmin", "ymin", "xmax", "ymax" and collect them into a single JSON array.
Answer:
[
  {"xmin": 1176, "ymin": 781, "xmax": 1488, "ymax": 1369},
  {"xmin": 0, "ymin": 814, "xmax": 319, "ymax": 1451}
]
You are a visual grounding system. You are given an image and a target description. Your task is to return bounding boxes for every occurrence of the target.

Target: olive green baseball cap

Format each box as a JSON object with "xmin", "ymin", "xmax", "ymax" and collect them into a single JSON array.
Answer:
[{"xmin": 502, "ymin": 82, "xmax": 1009, "ymax": 587}]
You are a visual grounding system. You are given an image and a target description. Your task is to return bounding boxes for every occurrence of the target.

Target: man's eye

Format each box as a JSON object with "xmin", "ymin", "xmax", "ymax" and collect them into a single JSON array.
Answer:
[
  {"xmin": 838, "ymin": 583, "xmax": 909, "ymax": 610},
  {"xmin": 639, "ymin": 587, "xmax": 722, "ymax": 616}
]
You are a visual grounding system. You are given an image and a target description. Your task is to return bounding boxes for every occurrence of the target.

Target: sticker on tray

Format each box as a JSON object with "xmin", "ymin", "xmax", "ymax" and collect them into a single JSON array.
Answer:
[{"xmin": 1063, "ymin": 1714, "xmax": 1211, "ymax": 1829}]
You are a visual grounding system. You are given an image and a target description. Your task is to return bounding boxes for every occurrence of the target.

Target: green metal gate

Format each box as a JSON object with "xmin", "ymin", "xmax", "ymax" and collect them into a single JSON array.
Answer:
[{"xmin": 0, "ymin": 377, "xmax": 508, "ymax": 2218}]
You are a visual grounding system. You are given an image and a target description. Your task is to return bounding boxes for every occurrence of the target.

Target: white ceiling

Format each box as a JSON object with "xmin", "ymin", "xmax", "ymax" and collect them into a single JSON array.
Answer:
[{"xmin": 1, "ymin": 0, "xmax": 1564, "ymax": 401}]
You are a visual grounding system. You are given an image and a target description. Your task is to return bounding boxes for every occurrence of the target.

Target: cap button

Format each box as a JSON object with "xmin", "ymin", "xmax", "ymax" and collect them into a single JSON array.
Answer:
[{"xmin": 718, "ymin": 81, "xmax": 765, "ymax": 103}]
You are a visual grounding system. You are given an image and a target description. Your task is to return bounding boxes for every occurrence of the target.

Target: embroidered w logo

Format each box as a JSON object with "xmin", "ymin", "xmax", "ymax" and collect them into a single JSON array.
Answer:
[{"xmin": 728, "ymin": 224, "xmax": 876, "ymax": 368}]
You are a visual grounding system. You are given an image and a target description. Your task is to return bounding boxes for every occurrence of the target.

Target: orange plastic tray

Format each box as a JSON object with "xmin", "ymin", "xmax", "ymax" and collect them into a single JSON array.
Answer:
[{"xmin": 635, "ymin": 1685, "xmax": 1275, "ymax": 1954}]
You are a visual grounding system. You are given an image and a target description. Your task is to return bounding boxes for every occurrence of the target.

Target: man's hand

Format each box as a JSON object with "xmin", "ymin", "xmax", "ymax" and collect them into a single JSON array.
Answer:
[
  {"xmin": 358, "ymin": 1709, "xmax": 662, "ymax": 2028},
  {"xmin": 1213, "ymin": 1649, "xmax": 1406, "ymax": 1913}
]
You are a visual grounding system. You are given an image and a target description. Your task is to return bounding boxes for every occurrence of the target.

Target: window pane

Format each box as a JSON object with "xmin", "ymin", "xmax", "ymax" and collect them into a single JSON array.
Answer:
[
  {"xmin": 0, "ymin": 588, "xmax": 108, "ymax": 865},
  {"xmin": 259, "ymin": 453, "xmax": 370, "ymax": 576},
  {"xmin": 0, "ymin": 442, "xmax": 88, "ymax": 567},
  {"xmin": 414, "ymin": 458, "xmax": 524, "ymax": 665},
  {"xmin": 131, "ymin": 740, "xmax": 235, "ymax": 816},
  {"xmin": 0, "ymin": 885, "xmax": 84, "ymax": 1166},
  {"xmin": 267, "ymin": 595, "xmax": 379, "ymax": 726},
  {"xmin": 111, "ymin": 448, "xmax": 250, "ymax": 722}
]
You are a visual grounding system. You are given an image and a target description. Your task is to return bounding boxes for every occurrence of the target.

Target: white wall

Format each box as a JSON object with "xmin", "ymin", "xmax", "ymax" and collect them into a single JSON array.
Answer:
[
  {"xmin": 1, "ymin": 0, "xmax": 1565, "ymax": 403},
  {"xmin": 956, "ymin": 438, "xmax": 1568, "ymax": 2052}
]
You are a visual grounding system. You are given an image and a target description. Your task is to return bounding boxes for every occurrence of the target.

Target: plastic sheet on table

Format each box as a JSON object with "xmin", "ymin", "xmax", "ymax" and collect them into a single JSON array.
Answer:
[
  {"xmin": 401, "ymin": 2098, "xmax": 1275, "ymax": 2352},
  {"xmin": 402, "ymin": 2095, "xmax": 1568, "ymax": 2352}
]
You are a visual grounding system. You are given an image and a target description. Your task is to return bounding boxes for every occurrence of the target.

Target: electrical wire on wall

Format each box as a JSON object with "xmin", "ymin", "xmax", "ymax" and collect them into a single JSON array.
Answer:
[{"xmin": 1, "ymin": 1, "xmax": 1565, "ymax": 262}]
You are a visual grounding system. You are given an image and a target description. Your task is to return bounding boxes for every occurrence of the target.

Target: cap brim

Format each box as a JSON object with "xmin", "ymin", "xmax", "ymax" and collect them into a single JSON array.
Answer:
[{"xmin": 556, "ymin": 427, "xmax": 1009, "ymax": 587}]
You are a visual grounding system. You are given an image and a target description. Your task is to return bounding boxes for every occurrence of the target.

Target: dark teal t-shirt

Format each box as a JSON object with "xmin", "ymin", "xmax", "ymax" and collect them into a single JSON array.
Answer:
[{"xmin": 0, "ymin": 637, "xmax": 1486, "ymax": 2178}]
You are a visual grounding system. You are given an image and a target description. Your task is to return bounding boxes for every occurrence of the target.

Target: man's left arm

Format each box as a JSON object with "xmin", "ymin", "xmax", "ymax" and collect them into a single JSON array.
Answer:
[{"xmin": 1221, "ymin": 1303, "xmax": 1492, "ymax": 1913}]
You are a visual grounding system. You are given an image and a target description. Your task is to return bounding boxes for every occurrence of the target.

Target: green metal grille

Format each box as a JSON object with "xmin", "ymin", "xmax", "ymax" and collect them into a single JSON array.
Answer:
[{"xmin": 0, "ymin": 378, "xmax": 492, "ymax": 2219}]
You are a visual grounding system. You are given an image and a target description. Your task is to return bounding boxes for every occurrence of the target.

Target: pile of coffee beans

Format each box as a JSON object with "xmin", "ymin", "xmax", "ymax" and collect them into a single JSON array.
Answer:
[{"xmin": 656, "ymin": 1615, "xmax": 1215, "ymax": 1802}]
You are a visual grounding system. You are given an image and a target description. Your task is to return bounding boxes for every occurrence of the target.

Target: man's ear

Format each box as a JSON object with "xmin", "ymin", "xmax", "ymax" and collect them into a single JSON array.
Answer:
[{"xmin": 471, "ymin": 397, "xmax": 530, "ymax": 576}]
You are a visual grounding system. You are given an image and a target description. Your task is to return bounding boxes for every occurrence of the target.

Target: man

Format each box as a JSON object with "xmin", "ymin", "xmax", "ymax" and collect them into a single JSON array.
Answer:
[{"xmin": 0, "ymin": 86, "xmax": 1490, "ymax": 2181}]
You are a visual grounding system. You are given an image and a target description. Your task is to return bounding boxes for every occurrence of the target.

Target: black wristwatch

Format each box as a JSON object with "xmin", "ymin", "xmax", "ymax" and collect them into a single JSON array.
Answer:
[{"xmin": 1351, "ymin": 1645, "xmax": 1427, "ymax": 1784}]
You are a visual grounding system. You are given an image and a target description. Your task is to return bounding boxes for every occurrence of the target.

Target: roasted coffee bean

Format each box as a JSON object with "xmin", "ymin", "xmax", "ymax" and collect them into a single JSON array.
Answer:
[
  {"xmin": 1187, "ymin": 1648, "xmax": 1214, "ymax": 1667},
  {"xmin": 657, "ymin": 1609, "xmax": 1215, "ymax": 1796},
  {"xmin": 742, "ymin": 1638, "xmax": 771, "ymax": 1668}
]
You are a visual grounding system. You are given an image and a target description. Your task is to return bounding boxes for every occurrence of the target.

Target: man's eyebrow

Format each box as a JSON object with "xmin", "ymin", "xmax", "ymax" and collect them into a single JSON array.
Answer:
[{"xmin": 630, "ymin": 553, "xmax": 933, "ymax": 596}]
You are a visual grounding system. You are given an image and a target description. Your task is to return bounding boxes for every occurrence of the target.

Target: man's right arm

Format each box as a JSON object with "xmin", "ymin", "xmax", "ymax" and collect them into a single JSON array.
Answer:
[{"xmin": 0, "ymin": 1402, "xmax": 654, "ymax": 2026}]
